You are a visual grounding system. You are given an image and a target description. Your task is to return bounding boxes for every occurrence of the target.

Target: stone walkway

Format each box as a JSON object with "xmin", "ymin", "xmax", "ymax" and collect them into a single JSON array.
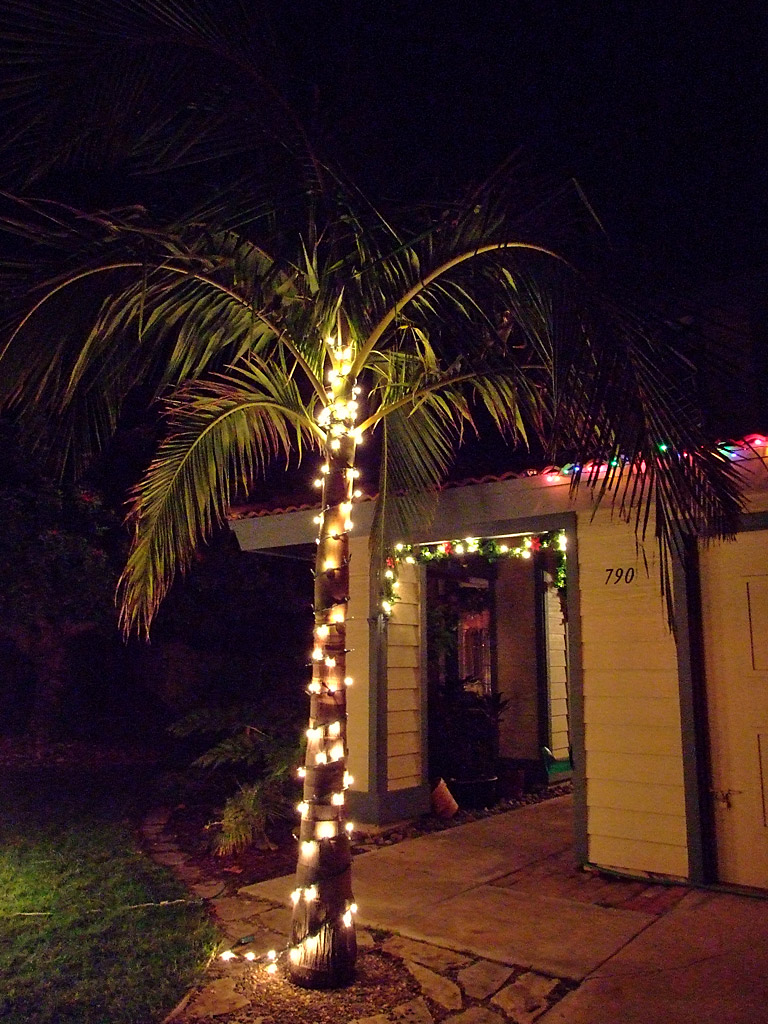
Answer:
[
  {"xmin": 143, "ymin": 798, "xmax": 768, "ymax": 1024},
  {"xmin": 142, "ymin": 807, "xmax": 573, "ymax": 1023}
]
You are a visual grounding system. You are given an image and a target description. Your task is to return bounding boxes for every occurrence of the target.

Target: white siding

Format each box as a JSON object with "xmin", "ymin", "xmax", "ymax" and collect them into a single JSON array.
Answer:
[
  {"xmin": 544, "ymin": 585, "xmax": 570, "ymax": 759},
  {"xmin": 387, "ymin": 561, "xmax": 422, "ymax": 790},
  {"xmin": 577, "ymin": 508, "xmax": 688, "ymax": 878},
  {"xmin": 346, "ymin": 535, "xmax": 371, "ymax": 792}
]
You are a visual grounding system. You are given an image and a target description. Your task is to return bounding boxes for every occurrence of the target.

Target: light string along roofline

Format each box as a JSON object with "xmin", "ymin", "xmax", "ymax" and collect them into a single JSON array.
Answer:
[
  {"xmin": 217, "ymin": 431, "xmax": 767, "ymax": 969},
  {"xmin": 378, "ymin": 431, "xmax": 768, "ymax": 614}
]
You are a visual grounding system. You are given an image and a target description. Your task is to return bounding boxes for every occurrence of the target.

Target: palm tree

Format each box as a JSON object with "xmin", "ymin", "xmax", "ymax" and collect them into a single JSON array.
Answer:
[{"xmin": 0, "ymin": 0, "xmax": 743, "ymax": 991}]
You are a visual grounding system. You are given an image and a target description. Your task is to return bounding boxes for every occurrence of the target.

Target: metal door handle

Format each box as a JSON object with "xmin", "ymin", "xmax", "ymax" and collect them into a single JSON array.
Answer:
[{"xmin": 710, "ymin": 788, "xmax": 744, "ymax": 810}]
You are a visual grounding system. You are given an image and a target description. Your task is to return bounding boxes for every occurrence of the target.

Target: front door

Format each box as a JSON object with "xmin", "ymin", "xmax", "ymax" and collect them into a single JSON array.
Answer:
[{"xmin": 700, "ymin": 529, "xmax": 768, "ymax": 888}]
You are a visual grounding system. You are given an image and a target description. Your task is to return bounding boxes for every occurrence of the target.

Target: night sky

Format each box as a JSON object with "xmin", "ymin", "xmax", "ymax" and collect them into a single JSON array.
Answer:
[{"xmin": 272, "ymin": 2, "xmax": 766, "ymax": 287}]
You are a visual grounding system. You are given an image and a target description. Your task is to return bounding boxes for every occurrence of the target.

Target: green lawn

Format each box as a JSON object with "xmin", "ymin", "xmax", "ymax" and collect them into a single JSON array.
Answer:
[{"xmin": 0, "ymin": 765, "xmax": 218, "ymax": 1024}]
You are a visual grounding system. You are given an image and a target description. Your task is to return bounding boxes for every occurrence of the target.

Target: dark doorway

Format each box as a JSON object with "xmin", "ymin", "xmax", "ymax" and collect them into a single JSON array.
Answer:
[{"xmin": 425, "ymin": 537, "xmax": 571, "ymax": 805}]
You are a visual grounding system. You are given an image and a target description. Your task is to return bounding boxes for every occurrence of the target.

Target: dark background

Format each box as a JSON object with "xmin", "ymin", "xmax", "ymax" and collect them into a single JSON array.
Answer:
[{"xmin": 271, "ymin": 2, "xmax": 766, "ymax": 287}]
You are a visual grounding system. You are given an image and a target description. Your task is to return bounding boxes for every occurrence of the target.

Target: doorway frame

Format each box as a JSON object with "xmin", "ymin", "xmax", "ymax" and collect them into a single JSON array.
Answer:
[{"xmin": 414, "ymin": 510, "xmax": 586, "ymax": 862}]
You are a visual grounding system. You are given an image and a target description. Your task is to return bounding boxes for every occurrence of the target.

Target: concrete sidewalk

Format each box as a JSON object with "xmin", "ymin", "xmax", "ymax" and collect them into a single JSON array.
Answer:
[{"xmin": 246, "ymin": 795, "xmax": 768, "ymax": 1023}]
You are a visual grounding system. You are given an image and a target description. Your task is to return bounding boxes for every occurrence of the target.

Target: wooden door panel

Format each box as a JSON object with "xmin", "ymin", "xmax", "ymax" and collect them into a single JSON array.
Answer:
[{"xmin": 700, "ymin": 531, "xmax": 768, "ymax": 889}]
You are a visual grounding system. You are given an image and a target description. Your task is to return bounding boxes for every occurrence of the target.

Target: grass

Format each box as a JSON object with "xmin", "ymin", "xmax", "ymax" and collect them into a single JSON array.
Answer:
[{"xmin": 0, "ymin": 765, "xmax": 219, "ymax": 1024}]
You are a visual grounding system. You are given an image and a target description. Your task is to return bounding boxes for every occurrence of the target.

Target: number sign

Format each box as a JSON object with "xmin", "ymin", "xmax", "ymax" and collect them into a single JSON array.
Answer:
[{"xmin": 604, "ymin": 567, "xmax": 636, "ymax": 585}]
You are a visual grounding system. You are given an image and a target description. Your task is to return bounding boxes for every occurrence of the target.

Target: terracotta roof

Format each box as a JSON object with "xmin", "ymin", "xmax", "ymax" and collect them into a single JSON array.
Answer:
[{"xmin": 227, "ymin": 435, "xmax": 767, "ymax": 522}]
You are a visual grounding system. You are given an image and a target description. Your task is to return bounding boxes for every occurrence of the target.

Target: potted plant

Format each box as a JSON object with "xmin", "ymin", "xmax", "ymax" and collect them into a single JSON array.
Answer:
[{"xmin": 430, "ymin": 676, "xmax": 509, "ymax": 809}]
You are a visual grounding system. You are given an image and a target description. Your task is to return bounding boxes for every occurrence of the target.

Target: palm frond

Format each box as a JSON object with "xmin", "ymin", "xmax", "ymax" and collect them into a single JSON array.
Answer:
[
  {"xmin": 0, "ymin": 0, "xmax": 312, "ymax": 191},
  {"xmin": 0, "ymin": 199, "xmax": 330, "ymax": 472},
  {"xmin": 368, "ymin": 352, "xmax": 467, "ymax": 565},
  {"xmin": 118, "ymin": 365, "xmax": 319, "ymax": 636}
]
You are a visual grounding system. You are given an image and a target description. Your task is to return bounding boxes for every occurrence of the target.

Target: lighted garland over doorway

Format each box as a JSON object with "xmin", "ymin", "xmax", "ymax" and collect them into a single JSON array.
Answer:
[{"xmin": 381, "ymin": 530, "xmax": 568, "ymax": 614}]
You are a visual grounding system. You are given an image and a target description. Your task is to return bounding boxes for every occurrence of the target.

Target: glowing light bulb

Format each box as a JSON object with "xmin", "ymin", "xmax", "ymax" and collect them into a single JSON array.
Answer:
[
  {"xmin": 325, "ymin": 656, "xmax": 336, "ymax": 668},
  {"xmin": 327, "ymin": 680, "xmax": 338, "ymax": 693},
  {"xmin": 312, "ymin": 647, "xmax": 323, "ymax": 661},
  {"xmin": 308, "ymin": 681, "xmax": 321, "ymax": 694},
  {"xmin": 332, "ymin": 792, "xmax": 345, "ymax": 805},
  {"xmin": 351, "ymin": 468, "xmax": 360, "ymax": 478},
  {"xmin": 345, "ymin": 519, "xmax": 353, "ymax": 531},
  {"xmin": 455, "ymin": 544, "xmax": 465, "ymax": 555},
  {"xmin": 289, "ymin": 947, "xmax": 301, "ymax": 964},
  {"xmin": 345, "ymin": 822, "xmax": 354, "ymax": 833},
  {"xmin": 266, "ymin": 962, "xmax": 277, "ymax": 974},
  {"xmin": 301, "ymin": 841, "xmax": 317, "ymax": 857},
  {"xmin": 305, "ymin": 885, "xmax": 317, "ymax": 901},
  {"xmin": 343, "ymin": 910, "xmax": 352, "ymax": 927},
  {"xmin": 297, "ymin": 766, "xmax": 306, "ymax": 778},
  {"xmin": 297, "ymin": 802, "xmax": 309, "ymax": 817},
  {"xmin": 321, "ymin": 463, "xmax": 330, "ymax": 474},
  {"xmin": 353, "ymin": 489, "xmax": 362, "ymax": 498},
  {"xmin": 244, "ymin": 951, "xmax": 256, "ymax": 961},
  {"xmin": 385, "ymin": 569, "xmax": 394, "ymax": 579},
  {"xmin": 343, "ymin": 771, "xmax": 354, "ymax": 788},
  {"xmin": 291, "ymin": 888, "xmax": 301, "ymax": 905},
  {"xmin": 344, "ymin": 676, "xmax": 354, "ymax": 687},
  {"xmin": 328, "ymin": 721, "xmax": 341, "ymax": 737},
  {"xmin": 382, "ymin": 600, "xmax": 392, "ymax": 614},
  {"xmin": 316, "ymin": 624, "xmax": 330, "ymax": 639},
  {"xmin": 331, "ymin": 438, "xmax": 341, "ymax": 451},
  {"xmin": 350, "ymin": 903, "xmax": 358, "ymax": 914},
  {"xmin": 499, "ymin": 544, "xmax": 509, "ymax": 553},
  {"xmin": 332, "ymin": 609, "xmax": 345, "ymax": 623},
  {"xmin": 220, "ymin": 950, "xmax": 236, "ymax": 961},
  {"xmin": 395, "ymin": 543, "xmax": 404, "ymax": 551},
  {"xmin": 267, "ymin": 950, "xmax": 277, "ymax": 961},
  {"xmin": 315, "ymin": 751, "xmax": 328, "ymax": 765},
  {"xmin": 316, "ymin": 821, "xmax": 336, "ymax": 839},
  {"xmin": 324, "ymin": 559, "xmax": 336, "ymax": 572},
  {"xmin": 330, "ymin": 742, "xmax": 345, "ymax": 761},
  {"xmin": 521, "ymin": 550, "xmax": 531, "ymax": 559},
  {"xmin": 558, "ymin": 534, "xmax": 567, "ymax": 551},
  {"xmin": 306, "ymin": 727, "xmax": 322, "ymax": 741}
]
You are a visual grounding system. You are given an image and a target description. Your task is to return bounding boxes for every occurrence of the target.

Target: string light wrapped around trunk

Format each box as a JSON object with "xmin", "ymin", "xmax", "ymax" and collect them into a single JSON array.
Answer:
[{"xmin": 288, "ymin": 330, "xmax": 360, "ymax": 988}]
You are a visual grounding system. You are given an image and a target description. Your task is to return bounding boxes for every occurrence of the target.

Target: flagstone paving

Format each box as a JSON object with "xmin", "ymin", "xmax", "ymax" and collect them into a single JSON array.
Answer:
[
  {"xmin": 143, "ymin": 808, "xmax": 573, "ymax": 1023},
  {"xmin": 143, "ymin": 797, "xmax": 768, "ymax": 1024}
]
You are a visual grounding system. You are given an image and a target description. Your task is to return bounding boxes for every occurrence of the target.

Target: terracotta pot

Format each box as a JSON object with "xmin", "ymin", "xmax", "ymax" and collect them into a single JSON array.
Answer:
[{"xmin": 430, "ymin": 778, "xmax": 459, "ymax": 818}]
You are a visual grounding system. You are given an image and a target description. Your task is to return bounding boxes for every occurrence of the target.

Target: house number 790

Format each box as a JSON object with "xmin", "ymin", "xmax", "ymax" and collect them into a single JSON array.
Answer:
[{"xmin": 605, "ymin": 567, "xmax": 636, "ymax": 584}]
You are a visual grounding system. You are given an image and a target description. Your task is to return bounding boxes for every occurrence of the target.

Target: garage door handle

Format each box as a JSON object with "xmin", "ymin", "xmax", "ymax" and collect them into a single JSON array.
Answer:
[{"xmin": 710, "ymin": 788, "xmax": 744, "ymax": 810}]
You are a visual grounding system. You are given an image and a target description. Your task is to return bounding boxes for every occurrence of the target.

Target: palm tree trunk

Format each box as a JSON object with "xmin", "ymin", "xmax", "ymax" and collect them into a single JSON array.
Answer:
[{"xmin": 288, "ymin": 386, "xmax": 358, "ymax": 987}]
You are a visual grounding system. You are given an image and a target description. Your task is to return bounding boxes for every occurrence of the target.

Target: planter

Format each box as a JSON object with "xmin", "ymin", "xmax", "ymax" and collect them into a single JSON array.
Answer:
[{"xmin": 449, "ymin": 776, "xmax": 499, "ymax": 810}]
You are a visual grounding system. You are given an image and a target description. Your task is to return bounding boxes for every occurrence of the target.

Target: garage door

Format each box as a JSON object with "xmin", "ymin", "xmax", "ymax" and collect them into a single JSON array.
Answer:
[{"xmin": 699, "ymin": 529, "xmax": 768, "ymax": 889}]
